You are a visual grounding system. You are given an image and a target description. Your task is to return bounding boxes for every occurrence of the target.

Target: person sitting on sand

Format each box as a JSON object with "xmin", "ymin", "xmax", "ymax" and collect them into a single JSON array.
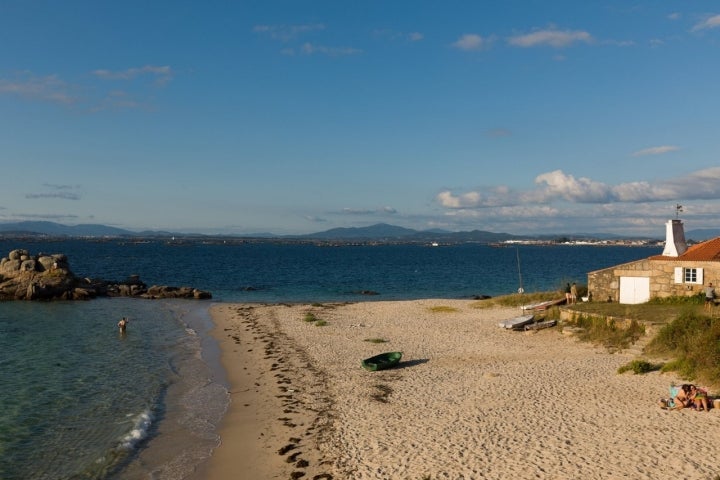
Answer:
[
  {"xmin": 689, "ymin": 385, "xmax": 709, "ymax": 411},
  {"xmin": 118, "ymin": 317, "xmax": 128, "ymax": 334},
  {"xmin": 672, "ymin": 384, "xmax": 692, "ymax": 410}
]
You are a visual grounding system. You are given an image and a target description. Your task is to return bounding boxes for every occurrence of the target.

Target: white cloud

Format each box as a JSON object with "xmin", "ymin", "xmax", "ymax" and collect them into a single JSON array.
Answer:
[
  {"xmin": 452, "ymin": 34, "xmax": 488, "ymax": 51},
  {"xmin": 631, "ymin": 145, "xmax": 679, "ymax": 157},
  {"xmin": 299, "ymin": 43, "xmax": 362, "ymax": 56},
  {"xmin": 435, "ymin": 167, "xmax": 720, "ymax": 211},
  {"xmin": 340, "ymin": 206, "xmax": 398, "ymax": 215},
  {"xmin": 92, "ymin": 65, "xmax": 174, "ymax": 85},
  {"xmin": 531, "ymin": 170, "xmax": 613, "ymax": 203},
  {"xmin": 508, "ymin": 29, "xmax": 592, "ymax": 48},
  {"xmin": 692, "ymin": 14, "xmax": 720, "ymax": 32},
  {"xmin": 0, "ymin": 72, "xmax": 77, "ymax": 104},
  {"xmin": 253, "ymin": 24, "xmax": 325, "ymax": 42}
]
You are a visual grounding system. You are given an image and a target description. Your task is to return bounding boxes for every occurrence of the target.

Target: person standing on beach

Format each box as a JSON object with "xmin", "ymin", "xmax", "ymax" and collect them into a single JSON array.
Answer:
[
  {"xmin": 570, "ymin": 283, "xmax": 578, "ymax": 305},
  {"xmin": 565, "ymin": 283, "xmax": 572, "ymax": 304},
  {"xmin": 704, "ymin": 283, "xmax": 715, "ymax": 311},
  {"xmin": 118, "ymin": 317, "xmax": 128, "ymax": 334}
]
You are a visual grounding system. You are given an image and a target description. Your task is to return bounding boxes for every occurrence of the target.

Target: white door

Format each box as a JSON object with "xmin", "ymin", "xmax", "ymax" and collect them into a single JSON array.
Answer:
[{"xmin": 619, "ymin": 277, "xmax": 650, "ymax": 304}]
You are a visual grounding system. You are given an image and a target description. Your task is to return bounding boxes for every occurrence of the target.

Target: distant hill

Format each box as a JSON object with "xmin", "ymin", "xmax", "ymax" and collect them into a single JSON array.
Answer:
[
  {"xmin": 686, "ymin": 229, "xmax": 720, "ymax": 242},
  {"xmin": 0, "ymin": 221, "xmax": 136, "ymax": 237},
  {"xmin": 298, "ymin": 223, "xmax": 519, "ymax": 243},
  {"xmin": 300, "ymin": 223, "xmax": 422, "ymax": 240},
  {"xmin": 0, "ymin": 220, "xmax": 709, "ymax": 243}
]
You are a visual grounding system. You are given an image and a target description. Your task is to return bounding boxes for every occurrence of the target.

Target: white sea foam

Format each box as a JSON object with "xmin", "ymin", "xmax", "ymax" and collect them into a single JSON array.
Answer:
[{"xmin": 119, "ymin": 409, "xmax": 154, "ymax": 450}]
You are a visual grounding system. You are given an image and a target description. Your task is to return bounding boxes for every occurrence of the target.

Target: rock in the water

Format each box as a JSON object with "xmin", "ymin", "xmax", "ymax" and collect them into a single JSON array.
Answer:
[{"xmin": 0, "ymin": 249, "xmax": 211, "ymax": 301}]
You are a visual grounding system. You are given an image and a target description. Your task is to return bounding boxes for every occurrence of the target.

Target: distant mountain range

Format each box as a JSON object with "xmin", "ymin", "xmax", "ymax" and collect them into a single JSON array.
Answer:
[{"xmin": 0, "ymin": 220, "xmax": 718, "ymax": 242}]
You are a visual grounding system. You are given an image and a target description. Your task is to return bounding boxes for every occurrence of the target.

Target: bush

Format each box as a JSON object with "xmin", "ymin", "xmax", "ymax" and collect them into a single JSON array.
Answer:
[
  {"xmin": 647, "ymin": 294, "xmax": 704, "ymax": 305},
  {"xmin": 617, "ymin": 359, "xmax": 662, "ymax": 375},
  {"xmin": 566, "ymin": 314, "xmax": 644, "ymax": 351},
  {"xmin": 428, "ymin": 306, "xmax": 458, "ymax": 313},
  {"xmin": 645, "ymin": 311, "xmax": 720, "ymax": 386}
]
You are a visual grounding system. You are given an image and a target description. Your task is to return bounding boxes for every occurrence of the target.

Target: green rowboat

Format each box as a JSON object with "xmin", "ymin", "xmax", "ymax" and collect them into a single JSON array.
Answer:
[{"xmin": 361, "ymin": 351, "xmax": 403, "ymax": 371}]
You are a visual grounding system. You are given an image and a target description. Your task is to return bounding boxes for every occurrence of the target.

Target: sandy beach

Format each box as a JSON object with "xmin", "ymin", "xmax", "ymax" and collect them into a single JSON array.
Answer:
[{"xmin": 199, "ymin": 300, "xmax": 720, "ymax": 480}]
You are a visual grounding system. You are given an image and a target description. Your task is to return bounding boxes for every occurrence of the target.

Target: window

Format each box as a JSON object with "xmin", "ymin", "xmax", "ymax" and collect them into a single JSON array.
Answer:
[{"xmin": 675, "ymin": 267, "xmax": 704, "ymax": 284}]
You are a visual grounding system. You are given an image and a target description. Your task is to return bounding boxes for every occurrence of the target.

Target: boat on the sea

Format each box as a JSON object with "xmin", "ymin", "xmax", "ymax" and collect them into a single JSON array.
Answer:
[
  {"xmin": 362, "ymin": 351, "xmax": 403, "ymax": 371},
  {"xmin": 498, "ymin": 314, "xmax": 535, "ymax": 330}
]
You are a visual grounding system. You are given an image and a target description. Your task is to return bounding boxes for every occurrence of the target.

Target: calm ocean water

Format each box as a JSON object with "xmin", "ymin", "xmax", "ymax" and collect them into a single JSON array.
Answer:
[{"xmin": 0, "ymin": 239, "xmax": 660, "ymax": 479}]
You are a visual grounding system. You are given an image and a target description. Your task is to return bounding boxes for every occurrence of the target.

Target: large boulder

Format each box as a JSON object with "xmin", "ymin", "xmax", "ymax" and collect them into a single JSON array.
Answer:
[{"xmin": 0, "ymin": 249, "xmax": 211, "ymax": 301}]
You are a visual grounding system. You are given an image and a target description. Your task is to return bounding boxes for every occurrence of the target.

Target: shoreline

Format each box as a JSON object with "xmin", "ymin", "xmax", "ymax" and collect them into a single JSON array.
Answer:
[{"xmin": 201, "ymin": 300, "xmax": 720, "ymax": 479}]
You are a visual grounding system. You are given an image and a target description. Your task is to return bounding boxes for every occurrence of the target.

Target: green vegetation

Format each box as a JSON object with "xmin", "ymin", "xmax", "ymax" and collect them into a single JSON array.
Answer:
[
  {"xmin": 472, "ymin": 290, "xmax": 720, "ymax": 386},
  {"xmin": 617, "ymin": 359, "xmax": 662, "ymax": 375},
  {"xmin": 364, "ymin": 338, "xmax": 389, "ymax": 344},
  {"xmin": 470, "ymin": 291, "xmax": 562, "ymax": 309},
  {"xmin": 563, "ymin": 296, "xmax": 720, "ymax": 387},
  {"xmin": 428, "ymin": 305, "xmax": 459, "ymax": 313},
  {"xmin": 303, "ymin": 312, "xmax": 327, "ymax": 326},
  {"xmin": 564, "ymin": 314, "xmax": 645, "ymax": 352},
  {"xmin": 564, "ymin": 301, "xmax": 693, "ymax": 325},
  {"xmin": 644, "ymin": 311, "xmax": 720, "ymax": 386}
]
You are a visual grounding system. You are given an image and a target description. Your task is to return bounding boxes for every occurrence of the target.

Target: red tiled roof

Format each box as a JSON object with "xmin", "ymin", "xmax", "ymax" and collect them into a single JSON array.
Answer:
[{"xmin": 650, "ymin": 237, "xmax": 720, "ymax": 262}]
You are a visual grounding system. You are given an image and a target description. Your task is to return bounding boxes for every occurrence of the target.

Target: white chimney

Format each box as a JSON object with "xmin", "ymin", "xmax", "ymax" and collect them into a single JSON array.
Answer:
[{"xmin": 662, "ymin": 219, "xmax": 687, "ymax": 257}]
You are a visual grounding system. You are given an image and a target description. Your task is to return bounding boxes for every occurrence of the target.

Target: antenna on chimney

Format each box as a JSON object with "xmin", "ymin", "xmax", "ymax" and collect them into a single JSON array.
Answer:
[{"xmin": 675, "ymin": 203, "xmax": 683, "ymax": 219}]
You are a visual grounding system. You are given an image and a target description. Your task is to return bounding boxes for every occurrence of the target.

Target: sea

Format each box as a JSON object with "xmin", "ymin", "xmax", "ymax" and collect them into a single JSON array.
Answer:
[{"xmin": 0, "ymin": 239, "xmax": 661, "ymax": 479}]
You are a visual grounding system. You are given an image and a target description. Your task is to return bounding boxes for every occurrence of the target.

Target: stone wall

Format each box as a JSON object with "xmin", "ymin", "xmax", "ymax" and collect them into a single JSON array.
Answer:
[{"xmin": 588, "ymin": 258, "xmax": 720, "ymax": 304}]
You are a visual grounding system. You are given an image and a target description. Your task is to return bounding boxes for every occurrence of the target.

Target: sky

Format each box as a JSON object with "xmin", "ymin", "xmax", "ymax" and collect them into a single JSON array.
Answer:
[{"xmin": 2, "ymin": 1, "xmax": 720, "ymax": 236}]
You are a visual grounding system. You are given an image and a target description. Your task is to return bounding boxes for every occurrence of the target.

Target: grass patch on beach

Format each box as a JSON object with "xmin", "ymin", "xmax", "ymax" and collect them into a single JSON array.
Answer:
[
  {"xmin": 428, "ymin": 305, "xmax": 458, "ymax": 313},
  {"xmin": 564, "ymin": 314, "xmax": 645, "ymax": 352},
  {"xmin": 470, "ymin": 291, "xmax": 561, "ymax": 309},
  {"xmin": 303, "ymin": 312, "xmax": 328, "ymax": 326},
  {"xmin": 617, "ymin": 359, "xmax": 662, "ymax": 375},
  {"xmin": 565, "ymin": 301, "xmax": 698, "ymax": 325},
  {"xmin": 644, "ymin": 311, "xmax": 720, "ymax": 387},
  {"xmin": 364, "ymin": 338, "xmax": 388, "ymax": 344}
]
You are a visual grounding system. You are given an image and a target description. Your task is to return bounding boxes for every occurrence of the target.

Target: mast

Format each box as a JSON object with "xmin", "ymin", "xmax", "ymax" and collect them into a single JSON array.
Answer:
[{"xmin": 516, "ymin": 247, "xmax": 524, "ymax": 294}]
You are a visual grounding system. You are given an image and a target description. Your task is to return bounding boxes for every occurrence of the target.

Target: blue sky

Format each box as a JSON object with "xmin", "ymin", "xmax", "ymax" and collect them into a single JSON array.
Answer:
[{"xmin": 2, "ymin": 1, "xmax": 720, "ymax": 236}]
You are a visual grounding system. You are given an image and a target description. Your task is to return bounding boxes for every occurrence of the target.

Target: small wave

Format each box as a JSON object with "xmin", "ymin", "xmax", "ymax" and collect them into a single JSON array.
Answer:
[
  {"xmin": 119, "ymin": 409, "xmax": 154, "ymax": 450},
  {"xmin": 185, "ymin": 327, "xmax": 197, "ymax": 336}
]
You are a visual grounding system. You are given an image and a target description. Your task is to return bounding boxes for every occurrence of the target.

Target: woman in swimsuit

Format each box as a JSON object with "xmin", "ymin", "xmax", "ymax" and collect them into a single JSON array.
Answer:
[
  {"xmin": 673, "ymin": 384, "xmax": 692, "ymax": 410},
  {"xmin": 689, "ymin": 385, "xmax": 709, "ymax": 411}
]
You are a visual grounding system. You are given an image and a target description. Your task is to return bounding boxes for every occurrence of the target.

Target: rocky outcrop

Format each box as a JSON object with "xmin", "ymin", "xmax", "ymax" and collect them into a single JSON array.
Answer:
[{"xmin": 0, "ymin": 249, "xmax": 212, "ymax": 301}]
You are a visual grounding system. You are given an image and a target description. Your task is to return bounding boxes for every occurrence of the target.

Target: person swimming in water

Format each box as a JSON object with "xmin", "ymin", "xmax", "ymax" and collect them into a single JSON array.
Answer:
[{"xmin": 118, "ymin": 317, "xmax": 128, "ymax": 334}]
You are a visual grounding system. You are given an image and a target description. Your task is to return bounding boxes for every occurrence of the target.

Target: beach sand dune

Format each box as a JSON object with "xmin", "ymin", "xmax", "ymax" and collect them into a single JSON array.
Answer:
[{"xmin": 201, "ymin": 300, "xmax": 720, "ymax": 480}]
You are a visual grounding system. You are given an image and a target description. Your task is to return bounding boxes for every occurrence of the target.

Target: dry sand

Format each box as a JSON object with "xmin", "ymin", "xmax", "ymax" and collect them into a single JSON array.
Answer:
[{"xmin": 199, "ymin": 300, "xmax": 720, "ymax": 480}]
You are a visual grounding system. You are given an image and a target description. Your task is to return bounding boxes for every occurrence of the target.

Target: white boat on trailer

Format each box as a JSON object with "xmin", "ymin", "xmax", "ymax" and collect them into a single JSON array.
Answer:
[
  {"xmin": 520, "ymin": 298, "xmax": 565, "ymax": 312},
  {"xmin": 498, "ymin": 313, "xmax": 535, "ymax": 330}
]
